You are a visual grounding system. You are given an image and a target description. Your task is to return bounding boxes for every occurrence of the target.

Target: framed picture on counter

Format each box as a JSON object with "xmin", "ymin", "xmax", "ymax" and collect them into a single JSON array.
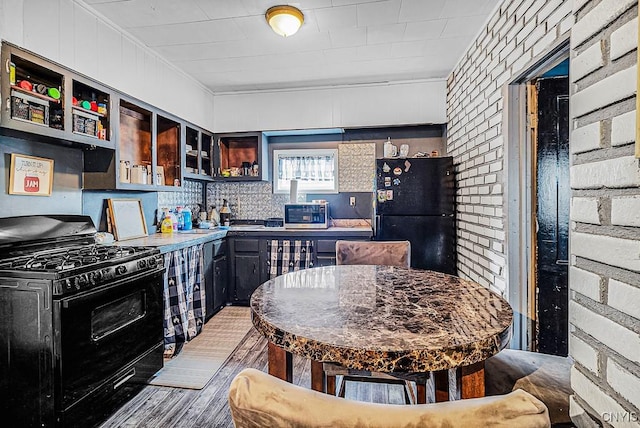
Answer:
[
  {"xmin": 107, "ymin": 198, "xmax": 148, "ymax": 241},
  {"xmin": 8, "ymin": 153, "xmax": 54, "ymax": 196}
]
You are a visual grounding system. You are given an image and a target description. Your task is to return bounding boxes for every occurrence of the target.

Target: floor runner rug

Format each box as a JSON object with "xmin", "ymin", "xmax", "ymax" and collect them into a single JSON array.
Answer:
[{"xmin": 149, "ymin": 306, "xmax": 253, "ymax": 389}]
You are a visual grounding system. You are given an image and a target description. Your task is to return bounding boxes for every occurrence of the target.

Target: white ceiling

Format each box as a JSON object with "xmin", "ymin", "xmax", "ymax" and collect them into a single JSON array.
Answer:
[{"xmin": 80, "ymin": 0, "xmax": 500, "ymax": 93}]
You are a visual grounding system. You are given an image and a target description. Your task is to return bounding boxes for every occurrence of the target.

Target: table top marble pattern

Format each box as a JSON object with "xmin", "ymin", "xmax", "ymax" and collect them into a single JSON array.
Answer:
[{"xmin": 251, "ymin": 265, "xmax": 513, "ymax": 372}]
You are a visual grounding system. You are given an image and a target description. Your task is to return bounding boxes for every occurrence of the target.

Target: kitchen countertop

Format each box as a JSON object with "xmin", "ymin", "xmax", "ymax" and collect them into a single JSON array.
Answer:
[{"xmin": 115, "ymin": 225, "xmax": 373, "ymax": 253}]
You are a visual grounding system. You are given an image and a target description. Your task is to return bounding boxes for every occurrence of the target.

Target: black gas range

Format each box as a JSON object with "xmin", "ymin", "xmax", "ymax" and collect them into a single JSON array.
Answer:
[
  {"xmin": 0, "ymin": 242, "xmax": 163, "ymax": 295},
  {"xmin": 0, "ymin": 215, "xmax": 165, "ymax": 428}
]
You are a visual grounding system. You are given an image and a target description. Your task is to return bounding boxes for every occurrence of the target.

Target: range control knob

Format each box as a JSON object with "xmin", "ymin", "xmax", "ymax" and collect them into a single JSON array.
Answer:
[
  {"xmin": 116, "ymin": 265, "xmax": 127, "ymax": 275},
  {"xmin": 148, "ymin": 257, "xmax": 158, "ymax": 267},
  {"xmin": 138, "ymin": 259, "xmax": 147, "ymax": 269},
  {"xmin": 93, "ymin": 270, "xmax": 104, "ymax": 283}
]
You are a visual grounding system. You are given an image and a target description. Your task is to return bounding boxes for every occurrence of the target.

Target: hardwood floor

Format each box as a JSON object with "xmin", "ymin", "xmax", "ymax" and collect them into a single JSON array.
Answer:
[{"xmin": 100, "ymin": 324, "xmax": 408, "ymax": 428}]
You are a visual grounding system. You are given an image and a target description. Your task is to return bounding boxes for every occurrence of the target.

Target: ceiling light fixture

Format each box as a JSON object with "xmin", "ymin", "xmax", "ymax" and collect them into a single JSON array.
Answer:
[{"xmin": 265, "ymin": 5, "xmax": 304, "ymax": 37}]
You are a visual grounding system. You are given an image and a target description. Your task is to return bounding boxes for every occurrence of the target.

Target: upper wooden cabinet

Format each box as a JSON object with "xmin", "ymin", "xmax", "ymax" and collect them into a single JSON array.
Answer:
[
  {"xmin": 1, "ymin": 44, "xmax": 66, "ymax": 138},
  {"xmin": 84, "ymin": 97, "xmax": 183, "ymax": 191},
  {"xmin": 156, "ymin": 114, "xmax": 181, "ymax": 188},
  {"xmin": 184, "ymin": 125, "xmax": 215, "ymax": 182},
  {"xmin": 213, "ymin": 132, "xmax": 268, "ymax": 181},
  {"xmin": 71, "ymin": 78, "xmax": 111, "ymax": 145},
  {"xmin": 1, "ymin": 42, "xmax": 115, "ymax": 150},
  {"xmin": 2, "ymin": 43, "xmax": 221, "ymax": 190}
]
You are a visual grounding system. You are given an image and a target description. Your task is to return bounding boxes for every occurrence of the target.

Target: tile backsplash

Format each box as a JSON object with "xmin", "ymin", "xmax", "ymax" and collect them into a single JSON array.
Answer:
[
  {"xmin": 157, "ymin": 179, "xmax": 204, "ymax": 219},
  {"xmin": 338, "ymin": 142, "xmax": 376, "ymax": 193},
  {"xmin": 206, "ymin": 181, "xmax": 289, "ymax": 220},
  {"xmin": 157, "ymin": 142, "xmax": 378, "ymax": 221}
]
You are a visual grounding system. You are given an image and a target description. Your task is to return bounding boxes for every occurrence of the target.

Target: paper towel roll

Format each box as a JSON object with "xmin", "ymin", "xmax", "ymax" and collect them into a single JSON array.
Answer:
[{"xmin": 290, "ymin": 179, "xmax": 298, "ymax": 203}]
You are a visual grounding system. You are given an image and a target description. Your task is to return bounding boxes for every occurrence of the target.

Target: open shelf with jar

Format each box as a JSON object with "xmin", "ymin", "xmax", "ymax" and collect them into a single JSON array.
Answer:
[
  {"xmin": 201, "ymin": 132, "xmax": 213, "ymax": 178},
  {"xmin": 213, "ymin": 132, "xmax": 268, "ymax": 181},
  {"xmin": 118, "ymin": 100, "xmax": 152, "ymax": 187},
  {"xmin": 185, "ymin": 126, "xmax": 199, "ymax": 176},
  {"xmin": 84, "ymin": 97, "xmax": 174, "ymax": 191},
  {"xmin": 70, "ymin": 79, "xmax": 111, "ymax": 147},
  {"xmin": 1, "ymin": 45, "xmax": 65, "ymax": 137},
  {"xmin": 183, "ymin": 126, "xmax": 214, "ymax": 181}
]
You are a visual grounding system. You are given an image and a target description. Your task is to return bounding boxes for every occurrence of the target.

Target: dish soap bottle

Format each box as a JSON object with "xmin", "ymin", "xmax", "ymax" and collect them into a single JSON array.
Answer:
[
  {"xmin": 220, "ymin": 199, "xmax": 231, "ymax": 227},
  {"xmin": 160, "ymin": 208, "xmax": 174, "ymax": 234}
]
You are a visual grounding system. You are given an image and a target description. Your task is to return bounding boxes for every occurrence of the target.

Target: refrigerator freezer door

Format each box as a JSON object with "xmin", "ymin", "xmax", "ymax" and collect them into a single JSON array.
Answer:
[
  {"xmin": 375, "ymin": 215, "xmax": 456, "ymax": 274},
  {"xmin": 376, "ymin": 157, "xmax": 455, "ymax": 216}
]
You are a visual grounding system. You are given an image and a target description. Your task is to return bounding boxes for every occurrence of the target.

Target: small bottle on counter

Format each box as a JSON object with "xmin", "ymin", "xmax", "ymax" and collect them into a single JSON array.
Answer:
[
  {"xmin": 220, "ymin": 199, "xmax": 231, "ymax": 227},
  {"xmin": 169, "ymin": 209, "xmax": 178, "ymax": 232},
  {"xmin": 183, "ymin": 207, "xmax": 192, "ymax": 230},
  {"xmin": 160, "ymin": 209, "xmax": 173, "ymax": 234},
  {"xmin": 176, "ymin": 206, "xmax": 185, "ymax": 230},
  {"xmin": 209, "ymin": 205, "xmax": 220, "ymax": 226}
]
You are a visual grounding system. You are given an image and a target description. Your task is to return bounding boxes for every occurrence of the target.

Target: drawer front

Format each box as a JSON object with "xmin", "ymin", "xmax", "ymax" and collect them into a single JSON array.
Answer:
[
  {"xmin": 234, "ymin": 238, "xmax": 259, "ymax": 252},
  {"xmin": 212, "ymin": 239, "xmax": 227, "ymax": 257},
  {"xmin": 316, "ymin": 239, "xmax": 337, "ymax": 254}
]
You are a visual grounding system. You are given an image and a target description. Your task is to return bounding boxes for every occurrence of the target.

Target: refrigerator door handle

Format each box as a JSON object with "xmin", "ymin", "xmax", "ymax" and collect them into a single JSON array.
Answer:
[{"xmin": 374, "ymin": 215, "xmax": 380, "ymax": 239}]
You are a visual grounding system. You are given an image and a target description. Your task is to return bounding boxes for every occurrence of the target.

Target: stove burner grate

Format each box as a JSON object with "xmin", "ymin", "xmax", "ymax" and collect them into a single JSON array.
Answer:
[{"xmin": 1, "ymin": 245, "xmax": 149, "ymax": 272}]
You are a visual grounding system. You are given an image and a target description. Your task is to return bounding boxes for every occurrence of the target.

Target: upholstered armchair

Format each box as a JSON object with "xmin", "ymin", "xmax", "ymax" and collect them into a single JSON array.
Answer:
[
  {"xmin": 485, "ymin": 349, "xmax": 573, "ymax": 426},
  {"xmin": 228, "ymin": 368, "xmax": 551, "ymax": 428}
]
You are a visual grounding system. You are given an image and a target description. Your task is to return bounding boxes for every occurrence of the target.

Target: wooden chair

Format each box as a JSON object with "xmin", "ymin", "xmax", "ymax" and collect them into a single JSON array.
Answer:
[
  {"xmin": 228, "ymin": 368, "xmax": 551, "ymax": 428},
  {"xmin": 325, "ymin": 240, "xmax": 416, "ymax": 401},
  {"xmin": 335, "ymin": 239, "xmax": 411, "ymax": 267}
]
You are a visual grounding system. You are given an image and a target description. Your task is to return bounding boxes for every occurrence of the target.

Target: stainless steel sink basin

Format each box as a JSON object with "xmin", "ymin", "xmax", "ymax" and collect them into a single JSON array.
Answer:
[
  {"xmin": 231, "ymin": 224, "xmax": 265, "ymax": 229},
  {"xmin": 177, "ymin": 228, "xmax": 217, "ymax": 234}
]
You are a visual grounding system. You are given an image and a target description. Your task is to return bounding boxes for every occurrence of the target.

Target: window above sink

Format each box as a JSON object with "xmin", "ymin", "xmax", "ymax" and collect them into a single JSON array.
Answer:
[{"xmin": 272, "ymin": 148, "xmax": 338, "ymax": 194}]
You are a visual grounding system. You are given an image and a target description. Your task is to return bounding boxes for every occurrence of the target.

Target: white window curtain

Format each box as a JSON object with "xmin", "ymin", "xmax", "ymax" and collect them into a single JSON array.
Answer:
[{"xmin": 273, "ymin": 149, "xmax": 338, "ymax": 193}]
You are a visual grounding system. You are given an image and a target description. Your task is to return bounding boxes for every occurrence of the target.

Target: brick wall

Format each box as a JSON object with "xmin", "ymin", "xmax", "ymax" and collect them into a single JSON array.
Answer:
[
  {"xmin": 446, "ymin": 0, "xmax": 573, "ymax": 295},
  {"xmin": 447, "ymin": 0, "xmax": 640, "ymax": 425},
  {"xmin": 569, "ymin": 0, "xmax": 640, "ymax": 425}
]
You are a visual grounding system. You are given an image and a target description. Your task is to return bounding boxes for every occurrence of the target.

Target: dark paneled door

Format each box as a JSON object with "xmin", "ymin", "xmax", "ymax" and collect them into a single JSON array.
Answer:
[{"xmin": 535, "ymin": 77, "xmax": 570, "ymax": 356}]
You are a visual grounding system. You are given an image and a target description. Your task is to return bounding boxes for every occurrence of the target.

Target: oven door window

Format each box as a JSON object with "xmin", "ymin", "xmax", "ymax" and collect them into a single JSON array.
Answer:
[{"xmin": 91, "ymin": 291, "xmax": 145, "ymax": 341}]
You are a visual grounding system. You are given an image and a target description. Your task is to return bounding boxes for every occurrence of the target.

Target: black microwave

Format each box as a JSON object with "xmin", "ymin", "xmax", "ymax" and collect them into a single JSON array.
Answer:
[{"xmin": 284, "ymin": 203, "xmax": 329, "ymax": 229}]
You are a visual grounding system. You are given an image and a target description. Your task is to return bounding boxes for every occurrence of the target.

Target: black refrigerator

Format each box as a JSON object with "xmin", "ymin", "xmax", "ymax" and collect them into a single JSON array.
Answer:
[{"xmin": 374, "ymin": 157, "xmax": 456, "ymax": 274}]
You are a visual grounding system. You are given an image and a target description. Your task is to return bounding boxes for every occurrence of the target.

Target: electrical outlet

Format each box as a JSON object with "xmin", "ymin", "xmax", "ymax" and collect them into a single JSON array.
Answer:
[{"xmin": 349, "ymin": 197, "xmax": 356, "ymax": 206}]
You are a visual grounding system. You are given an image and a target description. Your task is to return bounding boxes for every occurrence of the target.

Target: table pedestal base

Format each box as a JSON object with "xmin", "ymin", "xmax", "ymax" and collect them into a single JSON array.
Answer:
[
  {"xmin": 268, "ymin": 342, "xmax": 292, "ymax": 382},
  {"xmin": 267, "ymin": 344, "xmax": 486, "ymax": 402}
]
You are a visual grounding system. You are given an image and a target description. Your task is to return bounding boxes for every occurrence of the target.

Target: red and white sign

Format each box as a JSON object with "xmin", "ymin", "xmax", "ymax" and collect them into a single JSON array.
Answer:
[{"xmin": 9, "ymin": 154, "xmax": 53, "ymax": 196}]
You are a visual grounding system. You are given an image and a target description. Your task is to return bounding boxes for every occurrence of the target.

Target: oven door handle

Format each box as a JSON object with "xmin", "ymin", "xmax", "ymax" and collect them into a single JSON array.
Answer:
[
  {"xmin": 113, "ymin": 368, "xmax": 136, "ymax": 390},
  {"xmin": 61, "ymin": 268, "xmax": 163, "ymax": 309}
]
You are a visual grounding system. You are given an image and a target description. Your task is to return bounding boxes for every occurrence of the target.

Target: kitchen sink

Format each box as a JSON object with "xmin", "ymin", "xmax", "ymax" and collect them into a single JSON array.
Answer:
[
  {"xmin": 231, "ymin": 224, "xmax": 265, "ymax": 229},
  {"xmin": 177, "ymin": 228, "xmax": 218, "ymax": 234}
]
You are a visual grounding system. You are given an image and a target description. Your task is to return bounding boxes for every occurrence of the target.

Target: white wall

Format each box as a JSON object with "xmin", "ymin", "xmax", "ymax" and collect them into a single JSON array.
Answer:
[
  {"xmin": 212, "ymin": 79, "xmax": 447, "ymax": 133},
  {"xmin": 0, "ymin": 0, "xmax": 215, "ymax": 130}
]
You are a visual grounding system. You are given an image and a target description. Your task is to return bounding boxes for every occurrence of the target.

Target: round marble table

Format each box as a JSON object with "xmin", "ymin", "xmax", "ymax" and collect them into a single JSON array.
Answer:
[{"xmin": 250, "ymin": 265, "xmax": 513, "ymax": 402}]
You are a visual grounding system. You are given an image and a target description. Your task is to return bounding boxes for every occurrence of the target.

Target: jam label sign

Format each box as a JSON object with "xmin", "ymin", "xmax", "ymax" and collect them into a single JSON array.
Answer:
[{"xmin": 9, "ymin": 153, "xmax": 54, "ymax": 196}]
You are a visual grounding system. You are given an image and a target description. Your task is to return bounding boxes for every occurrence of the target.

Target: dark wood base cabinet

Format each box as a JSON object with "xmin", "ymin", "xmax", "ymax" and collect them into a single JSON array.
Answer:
[
  {"xmin": 228, "ymin": 235, "xmax": 369, "ymax": 305},
  {"xmin": 203, "ymin": 239, "xmax": 228, "ymax": 320}
]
